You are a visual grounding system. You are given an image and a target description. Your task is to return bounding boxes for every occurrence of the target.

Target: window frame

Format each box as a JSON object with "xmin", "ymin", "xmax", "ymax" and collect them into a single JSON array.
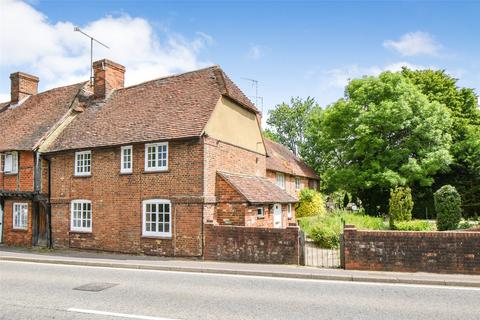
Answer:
[
  {"xmin": 142, "ymin": 199, "xmax": 172, "ymax": 238},
  {"xmin": 70, "ymin": 200, "xmax": 92, "ymax": 232},
  {"xmin": 295, "ymin": 177, "xmax": 301, "ymax": 190},
  {"xmin": 287, "ymin": 203, "xmax": 292, "ymax": 220},
  {"xmin": 144, "ymin": 142, "xmax": 168, "ymax": 172},
  {"xmin": 13, "ymin": 202, "xmax": 28, "ymax": 230},
  {"xmin": 0, "ymin": 153, "xmax": 4, "ymax": 173},
  {"xmin": 257, "ymin": 207, "xmax": 265, "ymax": 219},
  {"xmin": 120, "ymin": 145, "xmax": 133, "ymax": 174},
  {"xmin": 74, "ymin": 150, "xmax": 92, "ymax": 177},
  {"xmin": 276, "ymin": 172, "xmax": 285, "ymax": 189},
  {"xmin": 3, "ymin": 151, "xmax": 18, "ymax": 174}
]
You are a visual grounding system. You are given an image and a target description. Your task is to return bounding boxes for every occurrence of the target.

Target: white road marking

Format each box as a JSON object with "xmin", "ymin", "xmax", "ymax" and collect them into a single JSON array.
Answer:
[
  {"xmin": 2, "ymin": 260, "xmax": 480, "ymax": 291},
  {"xmin": 68, "ymin": 308, "xmax": 179, "ymax": 320}
]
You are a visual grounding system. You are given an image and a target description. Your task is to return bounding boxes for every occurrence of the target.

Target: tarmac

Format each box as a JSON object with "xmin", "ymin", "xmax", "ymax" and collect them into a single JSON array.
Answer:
[{"xmin": 1, "ymin": 246, "xmax": 479, "ymax": 288}]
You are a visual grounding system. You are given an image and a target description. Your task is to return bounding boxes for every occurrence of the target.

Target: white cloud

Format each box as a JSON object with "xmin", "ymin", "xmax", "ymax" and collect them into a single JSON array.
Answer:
[
  {"xmin": 383, "ymin": 31, "xmax": 442, "ymax": 57},
  {"xmin": 0, "ymin": 0, "xmax": 213, "ymax": 97},
  {"xmin": 246, "ymin": 44, "xmax": 265, "ymax": 60}
]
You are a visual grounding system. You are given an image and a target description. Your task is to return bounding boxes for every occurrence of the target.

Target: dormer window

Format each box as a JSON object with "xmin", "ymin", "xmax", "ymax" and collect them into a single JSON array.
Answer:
[{"xmin": 1, "ymin": 151, "xmax": 18, "ymax": 174}]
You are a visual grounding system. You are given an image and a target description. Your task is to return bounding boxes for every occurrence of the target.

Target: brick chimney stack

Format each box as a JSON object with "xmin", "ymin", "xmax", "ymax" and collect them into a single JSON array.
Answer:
[
  {"xmin": 10, "ymin": 72, "xmax": 39, "ymax": 104},
  {"xmin": 93, "ymin": 59, "xmax": 125, "ymax": 99}
]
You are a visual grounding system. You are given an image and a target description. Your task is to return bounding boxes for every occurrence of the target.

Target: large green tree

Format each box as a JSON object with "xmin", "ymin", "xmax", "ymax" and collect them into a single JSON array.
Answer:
[
  {"xmin": 402, "ymin": 68, "xmax": 480, "ymax": 217},
  {"xmin": 305, "ymin": 72, "xmax": 453, "ymax": 215},
  {"xmin": 266, "ymin": 97, "xmax": 320, "ymax": 155}
]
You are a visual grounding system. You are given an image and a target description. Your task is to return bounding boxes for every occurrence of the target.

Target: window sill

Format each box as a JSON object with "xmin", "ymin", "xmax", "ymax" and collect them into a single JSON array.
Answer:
[
  {"xmin": 12, "ymin": 228, "xmax": 28, "ymax": 232},
  {"xmin": 141, "ymin": 235, "xmax": 172, "ymax": 240},
  {"xmin": 257, "ymin": 217, "xmax": 265, "ymax": 220},
  {"xmin": 143, "ymin": 169, "xmax": 169, "ymax": 174},
  {"xmin": 73, "ymin": 174, "xmax": 92, "ymax": 178},
  {"xmin": 119, "ymin": 172, "xmax": 133, "ymax": 175},
  {"xmin": 69, "ymin": 230, "xmax": 92, "ymax": 234},
  {"xmin": 3, "ymin": 172, "xmax": 18, "ymax": 176}
]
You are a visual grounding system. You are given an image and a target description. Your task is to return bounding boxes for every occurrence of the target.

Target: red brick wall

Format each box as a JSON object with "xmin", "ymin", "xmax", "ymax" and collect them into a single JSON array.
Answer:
[
  {"xmin": 343, "ymin": 226, "xmax": 480, "ymax": 274},
  {"xmin": 0, "ymin": 151, "xmax": 35, "ymax": 192},
  {"xmin": 2, "ymin": 199, "xmax": 33, "ymax": 246},
  {"xmin": 204, "ymin": 223, "xmax": 301, "ymax": 264},
  {"xmin": 50, "ymin": 139, "xmax": 204, "ymax": 256}
]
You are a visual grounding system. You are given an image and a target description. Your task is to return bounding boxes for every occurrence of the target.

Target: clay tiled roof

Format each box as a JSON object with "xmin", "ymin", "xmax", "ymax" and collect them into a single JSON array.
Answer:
[
  {"xmin": 218, "ymin": 171, "xmax": 298, "ymax": 204},
  {"xmin": 264, "ymin": 139, "xmax": 320, "ymax": 180},
  {"xmin": 46, "ymin": 66, "xmax": 257, "ymax": 152},
  {"xmin": 0, "ymin": 83, "xmax": 85, "ymax": 152}
]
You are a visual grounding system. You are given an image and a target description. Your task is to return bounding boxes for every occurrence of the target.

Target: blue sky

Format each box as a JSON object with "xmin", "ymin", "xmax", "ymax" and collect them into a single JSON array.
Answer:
[{"xmin": 1, "ymin": 0, "xmax": 479, "ymax": 118}]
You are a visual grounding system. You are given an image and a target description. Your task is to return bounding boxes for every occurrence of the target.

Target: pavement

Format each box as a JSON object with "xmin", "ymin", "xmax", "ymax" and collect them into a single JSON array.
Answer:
[
  {"xmin": 2, "ymin": 258, "xmax": 480, "ymax": 320},
  {"xmin": 1, "ymin": 246, "xmax": 479, "ymax": 288}
]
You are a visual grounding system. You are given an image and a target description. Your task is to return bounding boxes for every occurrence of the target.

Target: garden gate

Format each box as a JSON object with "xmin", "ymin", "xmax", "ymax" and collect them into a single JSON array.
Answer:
[{"xmin": 300, "ymin": 230, "xmax": 343, "ymax": 268}]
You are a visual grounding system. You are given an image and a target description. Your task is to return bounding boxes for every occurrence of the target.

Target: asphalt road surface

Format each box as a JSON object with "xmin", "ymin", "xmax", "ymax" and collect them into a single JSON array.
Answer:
[{"xmin": 0, "ymin": 261, "xmax": 478, "ymax": 320}]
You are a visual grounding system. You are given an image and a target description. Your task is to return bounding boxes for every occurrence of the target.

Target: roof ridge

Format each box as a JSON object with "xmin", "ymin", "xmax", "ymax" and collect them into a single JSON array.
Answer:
[{"xmin": 115, "ymin": 65, "xmax": 221, "ymax": 92}]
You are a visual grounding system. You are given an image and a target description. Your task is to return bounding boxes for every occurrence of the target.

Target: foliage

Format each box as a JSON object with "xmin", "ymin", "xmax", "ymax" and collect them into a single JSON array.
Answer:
[
  {"xmin": 402, "ymin": 68, "xmax": 480, "ymax": 217},
  {"xmin": 303, "ymin": 72, "xmax": 453, "ymax": 215},
  {"xmin": 262, "ymin": 128, "xmax": 281, "ymax": 143},
  {"xmin": 298, "ymin": 210, "xmax": 386, "ymax": 248},
  {"xmin": 295, "ymin": 189, "xmax": 326, "ymax": 218},
  {"xmin": 434, "ymin": 185, "xmax": 462, "ymax": 230},
  {"xmin": 342, "ymin": 193, "xmax": 349, "ymax": 208},
  {"xmin": 266, "ymin": 97, "xmax": 320, "ymax": 155},
  {"xmin": 393, "ymin": 220, "xmax": 436, "ymax": 231},
  {"xmin": 388, "ymin": 187, "xmax": 414, "ymax": 228}
]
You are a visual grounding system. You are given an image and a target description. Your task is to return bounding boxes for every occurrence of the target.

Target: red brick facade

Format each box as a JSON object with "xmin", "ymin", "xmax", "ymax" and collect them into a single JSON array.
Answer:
[
  {"xmin": 343, "ymin": 226, "xmax": 480, "ymax": 274},
  {"xmin": 2, "ymin": 199, "xmax": 33, "ymax": 246},
  {"xmin": 266, "ymin": 170, "xmax": 318, "ymax": 197}
]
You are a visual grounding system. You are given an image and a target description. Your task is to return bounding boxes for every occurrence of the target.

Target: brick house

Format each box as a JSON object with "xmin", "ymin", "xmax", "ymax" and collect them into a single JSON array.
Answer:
[
  {"xmin": 0, "ymin": 72, "xmax": 85, "ymax": 246},
  {"xmin": 0, "ymin": 59, "xmax": 298, "ymax": 257},
  {"xmin": 264, "ymin": 138, "xmax": 320, "ymax": 196}
]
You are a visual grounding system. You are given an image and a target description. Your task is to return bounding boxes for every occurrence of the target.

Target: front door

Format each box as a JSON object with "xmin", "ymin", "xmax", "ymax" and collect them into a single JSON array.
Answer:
[
  {"xmin": 273, "ymin": 204, "xmax": 282, "ymax": 228},
  {"xmin": 34, "ymin": 203, "xmax": 47, "ymax": 247},
  {"xmin": 0, "ymin": 202, "xmax": 3, "ymax": 243}
]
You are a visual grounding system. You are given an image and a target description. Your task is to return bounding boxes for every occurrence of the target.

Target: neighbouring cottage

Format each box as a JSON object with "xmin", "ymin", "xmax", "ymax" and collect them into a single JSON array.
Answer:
[
  {"xmin": 264, "ymin": 138, "xmax": 320, "ymax": 196},
  {"xmin": 0, "ymin": 72, "xmax": 86, "ymax": 247},
  {"xmin": 0, "ymin": 59, "xmax": 305, "ymax": 259}
]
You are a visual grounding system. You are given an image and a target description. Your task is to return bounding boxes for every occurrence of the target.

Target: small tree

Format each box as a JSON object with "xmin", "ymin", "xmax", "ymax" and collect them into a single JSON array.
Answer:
[
  {"xmin": 434, "ymin": 185, "xmax": 462, "ymax": 231},
  {"xmin": 388, "ymin": 187, "xmax": 414, "ymax": 229},
  {"xmin": 343, "ymin": 193, "xmax": 349, "ymax": 209},
  {"xmin": 296, "ymin": 189, "xmax": 326, "ymax": 218}
]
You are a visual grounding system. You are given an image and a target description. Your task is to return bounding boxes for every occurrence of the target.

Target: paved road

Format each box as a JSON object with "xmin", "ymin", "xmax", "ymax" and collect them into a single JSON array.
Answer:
[{"xmin": 0, "ymin": 261, "xmax": 478, "ymax": 320}]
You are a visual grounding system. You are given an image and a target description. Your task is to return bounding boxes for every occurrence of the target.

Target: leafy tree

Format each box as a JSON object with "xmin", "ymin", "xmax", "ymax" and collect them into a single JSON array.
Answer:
[
  {"xmin": 266, "ymin": 97, "xmax": 320, "ymax": 155},
  {"xmin": 296, "ymin": 189, "xmax": 326, "ymax": 217},
  {"xmin": 305, "ymin": 72, "xmax": 453, "ymax": 215},
  {"xmin": 402, "ymin": 68, "xmax": 480, "ymax": 217},
  {"xmin": 262, "ymin": 128, "xmax": 281, "ymax": 143},
  {"xmin": 388, "ymin": 187, "xmax": 414, "ymax": 229},
  {"xmin": 434, "ymin": 185, "xmax": 462, "ymax": 231}
]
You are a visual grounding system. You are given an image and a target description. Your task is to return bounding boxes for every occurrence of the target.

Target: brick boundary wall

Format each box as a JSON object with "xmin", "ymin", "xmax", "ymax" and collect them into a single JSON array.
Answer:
[
  {"xmin": 343, "ymin": 225, "xmax": 480, "ymax": 274},
  {"xmin": 204, "ymin": 223, "xmax": 301, "ymax": 264}
]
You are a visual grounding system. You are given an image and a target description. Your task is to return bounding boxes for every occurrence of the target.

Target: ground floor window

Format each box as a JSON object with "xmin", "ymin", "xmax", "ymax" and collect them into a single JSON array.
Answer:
[
  {"xmin": 70, "ymin": 200, "xmax": 92, "ymax": 232},
  {"xmin": 13, "ymin": 203, "xmax": 28, "ymax": 229},
  {"xmin": 257, "ymin": 207, "xmax": 264, "ymax": 218},
  {"xmin": 142, "ymin": 199, "xmax": 171, "ymax": 237},
  {"xmin": 287, "ymin": 203, "xmax": 292, "ymax": 219}
]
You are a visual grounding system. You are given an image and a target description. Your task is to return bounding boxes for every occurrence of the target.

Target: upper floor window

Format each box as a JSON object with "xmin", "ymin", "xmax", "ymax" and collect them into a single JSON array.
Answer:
[
  {"xmin": 121, "ymin": 145, "xmax": 133, "ymax": 174},
  {"xmin": 70, "ymin": 200, "xmax": 92, "ymax": 232},
  {"xmin": 295, "ymin": 177, "xmax": 301, "ymax": 190},
  {"xmin": 276, "ymin": 172, "xmax": 285, "ymax": 189},
  {"xmin": 13, "ymin": 202, "xmax": 28, "ymax": 229},
  {"xmin": 142, "ymin": 199, "xmax": 171, "ymax": 237},
  {"xmin": 1, "ymin": 151, "xmax": 18, "ymax": 174},
  {"xmin": 74, "ymin": 151, "xmax": 91, "ymax": 176},
  {"xmin": 145, "ymin": 142, "xmax": 168, "ymax": 172},
  {"xmin": 257, "ymin": 207, "xmax": 264, "ymax": 219}
]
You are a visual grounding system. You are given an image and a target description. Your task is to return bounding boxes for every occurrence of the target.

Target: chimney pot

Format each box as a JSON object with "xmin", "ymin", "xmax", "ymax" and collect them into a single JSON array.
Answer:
[
  {"xmin": 10, "ymin": 72, "xmax": 39, "ymax": 104},
  {"xmin": 93, "ymin": 59, "xmax": 125, "ymax": 99}
]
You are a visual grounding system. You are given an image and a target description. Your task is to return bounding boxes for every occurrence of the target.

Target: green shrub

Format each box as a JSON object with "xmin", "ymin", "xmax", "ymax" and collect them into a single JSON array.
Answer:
[
  {"xmin": 434, "ymin": 185, "xmax": 462, "ymax": 231},
  {"xmin": 299, "ymin": 210, "xmax": 386, "ymax": 248},
  {"xmin": 393, "ymin": 220, "xmax": 436, "ymax": 231},
  {"xmin": 296, "ymin": 189, "xmax": 326, "ymax": 218},
  {"xmin": 388, "ymin": 187, "xmax": 413, "ymax": 228}
]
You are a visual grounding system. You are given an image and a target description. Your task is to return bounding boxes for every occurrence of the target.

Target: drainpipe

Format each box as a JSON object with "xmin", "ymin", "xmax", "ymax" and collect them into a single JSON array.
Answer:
[{"xmin": 45, "ymin": 155, "xmax": 52, "ymax": 248}]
